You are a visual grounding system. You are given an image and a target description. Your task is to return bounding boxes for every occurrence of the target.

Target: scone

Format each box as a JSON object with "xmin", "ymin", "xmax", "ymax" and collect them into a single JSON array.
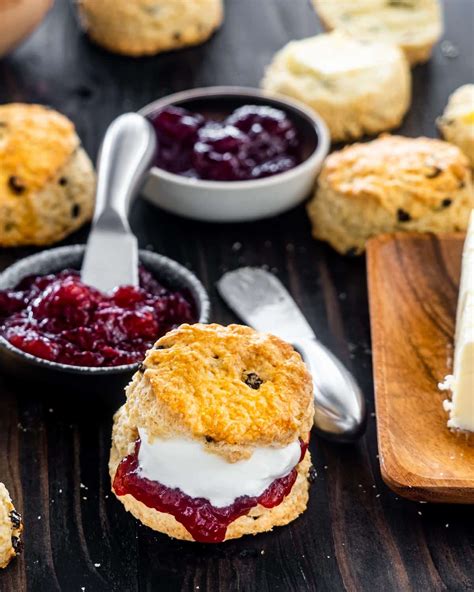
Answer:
[
  {"xmin": 438, "ymin": 85, "xmax": 474, "ymax": 167},
  {"xmin": 0, "ymin": 103, "xmax": 95, "ymax": 247},
  {"xmin": 307, "ymin": 135, "xmax": 474, "ymax": 255},
  {"xmin": 110, "ymin": 323, "xmax": 314, "ymax": 543},
  {"xmin": 261, "ymin": 31, "xmax": 411, "ymax": 142},
  {"xmin": 0, "ymin": 483, "xmax": 23, "ymax": 569},
  {"xmin": 312, "ymin": 0, "xmax": 442, "ymax": 66},
  {"xmin": 77, "ymin": 0, "xmax": 223, "ymax": 57}
]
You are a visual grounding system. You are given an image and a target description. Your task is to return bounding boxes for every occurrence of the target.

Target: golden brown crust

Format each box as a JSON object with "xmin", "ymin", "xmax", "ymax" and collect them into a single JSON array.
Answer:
[
  {"xmin": 0, "ymin": 103, "xmax": 95, "ymax": 246},
  {"xmin": 0, "ymin": 483, "xmax": 22, "ymax": 570},
  {"xmin": 0, "ymin": 103, "xmax": 77, "ymax": 197},
  {"xmin": 125, "ymin": 324, "xmax": 314, "ymax": 452},
  {"xmin": 307, "ymin": 135, "xmax": 474, "ymax": 254},
  {"xmin": 109, "ymin": 410, "xmax": 311, "ymax": 542},
  {"xmin": 77, "ymin": 0, "xmax": 223, "ymax": 57}
]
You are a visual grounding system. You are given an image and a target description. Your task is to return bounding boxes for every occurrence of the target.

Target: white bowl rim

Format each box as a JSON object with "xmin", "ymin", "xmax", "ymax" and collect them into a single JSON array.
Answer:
[{"xmin": 139, "ymin": 85, "xmax": 330, "ymax": 191}]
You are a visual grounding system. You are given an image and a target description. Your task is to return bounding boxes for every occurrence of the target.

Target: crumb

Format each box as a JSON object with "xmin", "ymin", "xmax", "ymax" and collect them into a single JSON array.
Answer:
[
  {"xmin": 231, "ymin": 242, "xmax": 242, "ymax": 252},
  {"xmin": 94, "ymin": 563, "xmax": 101, "ymax": 568}
]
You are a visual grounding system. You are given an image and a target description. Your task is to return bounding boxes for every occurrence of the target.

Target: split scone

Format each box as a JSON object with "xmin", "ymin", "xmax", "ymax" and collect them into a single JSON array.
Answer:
[
  {"xmin": 312, "ymin": 0, "xmax": 443, "ymax": 66},
  {"xmin": 0, "ymin": 103, "xmax": 95, "ymax": 247},
  {"xmin": 110, "ymin": 323, "xmax": 314, "ymax": 543},
  {"xmin": 438, "ymin": 85, "xmax": 474, "ymax": 168},
  {"xmin": 0, "ymin": 483, "xmax": 23, "ymax": 569},
  {"xmin": 261, "ymin": 31, "xmax": 411, "ymax": 142},
  {"xmin": 307, "ymin": 135, "xmax": 474, "ymax": 255},
  {"xmin": 77, "ymin": 0, "xmax": 223, "ymax": 57}
]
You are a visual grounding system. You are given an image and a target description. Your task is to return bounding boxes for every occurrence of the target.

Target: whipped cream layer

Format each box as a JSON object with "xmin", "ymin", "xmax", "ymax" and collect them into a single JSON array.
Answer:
[{"xmin": 137, "ymin": 428, "xmax": 302, "ymax": 508}]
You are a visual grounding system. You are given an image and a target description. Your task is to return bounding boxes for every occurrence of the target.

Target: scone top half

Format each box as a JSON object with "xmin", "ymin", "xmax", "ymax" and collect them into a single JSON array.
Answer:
[{"xmin": 110, "ymin": 323, "xmax": 314, "ymax": 543}]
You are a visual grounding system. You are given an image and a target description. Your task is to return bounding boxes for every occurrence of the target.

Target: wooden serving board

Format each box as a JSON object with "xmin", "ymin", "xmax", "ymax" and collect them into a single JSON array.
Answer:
[{"xmin": 367, "ymin": 233, "xmax": 474, "ymax": 504}]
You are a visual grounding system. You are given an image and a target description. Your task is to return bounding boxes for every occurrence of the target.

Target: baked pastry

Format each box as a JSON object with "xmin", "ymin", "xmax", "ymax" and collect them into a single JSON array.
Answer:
[
  {"xmin": 110, "ymin": 323, "xmax": 314, "ymax": 543},
  {"xmin": 307, "ymin": 135, "xmax": 474, "ymax": 255},
  {"xmin": 442, "ymin": 209, "xmax": 474, "ymax": 443},
  {"xmin": 261, "ymin": 31, "xmax": 411, "ymax": 142},
  {"xmin": 0, "ymin": 103, "xmax": 95, "ymax": 247},
  {"xmin": 312, "ymin": 0, "xmax": 442, "ymax": 66},
  {"xmin": 438, "ymin": 85, "xmax": 474, "ymax": 167},
  {"xmin": 77, "ymin": 0, "xmax": 224, "ymax": 57},
  {"xmin": 0, "ymin": 483, "xmax": 23, "ymax": 569}
]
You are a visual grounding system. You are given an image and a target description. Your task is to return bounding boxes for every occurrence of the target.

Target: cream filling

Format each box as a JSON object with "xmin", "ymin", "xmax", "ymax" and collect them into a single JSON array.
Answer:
[{"xmin": 137, "ymin": 428, "xmax": 301, "ymax": 508}]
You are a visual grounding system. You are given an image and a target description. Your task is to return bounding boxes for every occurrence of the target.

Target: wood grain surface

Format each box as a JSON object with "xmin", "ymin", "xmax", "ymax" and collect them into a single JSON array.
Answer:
[
  {"xmin": 367, "ymin": 233, "xmax": 474, "ymax": 504},
  {"xmin": 1, "ymin": 1, "xmax": 474, "ymax": 591}
]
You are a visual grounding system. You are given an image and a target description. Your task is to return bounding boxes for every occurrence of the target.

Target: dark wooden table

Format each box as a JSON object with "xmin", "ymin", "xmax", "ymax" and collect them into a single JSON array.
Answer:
[{"xmin": 1, "ymin": 1, "xmax": 473, "ymax": 590}]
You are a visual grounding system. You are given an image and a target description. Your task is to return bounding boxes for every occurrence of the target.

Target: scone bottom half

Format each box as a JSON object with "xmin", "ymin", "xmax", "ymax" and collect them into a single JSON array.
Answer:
[
  {"xmin": 110, "ymin": 323, "xmax": 315, "ymax": 543},
  {"xmin": 0, "ymin": 483, "xmax": 23, "ymax": 569}
]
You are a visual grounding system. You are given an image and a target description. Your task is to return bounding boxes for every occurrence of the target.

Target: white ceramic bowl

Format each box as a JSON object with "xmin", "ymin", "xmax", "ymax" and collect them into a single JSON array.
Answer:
[{"xmin": 139, "ymin": 87, "xmax": 330, "ymax": 222}]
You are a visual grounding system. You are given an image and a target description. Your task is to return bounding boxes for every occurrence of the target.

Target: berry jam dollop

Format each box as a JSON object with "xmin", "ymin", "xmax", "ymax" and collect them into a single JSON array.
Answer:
[
  {"xmin": 149, "ymin": 104, "xmax": 303, "ymax": 181},
  {"xmin": 113, "ymin": 439, "xmax": 308, "ymax": 543},
  {"xmin": 0, "ymin": 267, "xmax": 196, "ymax": 367}
]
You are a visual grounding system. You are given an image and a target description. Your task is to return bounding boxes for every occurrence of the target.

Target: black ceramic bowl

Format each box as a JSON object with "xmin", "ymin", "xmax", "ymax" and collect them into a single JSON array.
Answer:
[{"xmin": 0, "ymin": 245, "xmax": 210, "ymax": 395}]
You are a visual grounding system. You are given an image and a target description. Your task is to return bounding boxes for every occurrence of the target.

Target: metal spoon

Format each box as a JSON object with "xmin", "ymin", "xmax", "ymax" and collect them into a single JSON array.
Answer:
[
  {"xmin": 217, "ymin": 268, "xmax": 367, "ymax": 442},
  {"xmin": 81, "ymin": 112, "xmax": 156, "ymax": 292}
]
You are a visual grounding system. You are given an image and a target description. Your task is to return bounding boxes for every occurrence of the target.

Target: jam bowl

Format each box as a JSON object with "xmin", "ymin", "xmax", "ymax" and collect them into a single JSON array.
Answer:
[
  {"xmin": 140, "ymin": 86, "xmax": 330, "ymax": 223},
  {"xmin": 0, "ymin": 245, "xmax": 210, "ymax": 395}
]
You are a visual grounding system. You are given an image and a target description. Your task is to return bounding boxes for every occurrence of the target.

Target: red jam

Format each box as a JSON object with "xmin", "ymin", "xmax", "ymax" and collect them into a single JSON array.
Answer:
[
  {"xmin": 149, "ymin": 105, "xmax": 303, "ymax": 181},
  {"xmin": 113, "ymin": 439, "xmax": 308, "ymax": 543},
  {"xmin": 0, "ymin": 267, "xmax": 196, "ymax": 367}
]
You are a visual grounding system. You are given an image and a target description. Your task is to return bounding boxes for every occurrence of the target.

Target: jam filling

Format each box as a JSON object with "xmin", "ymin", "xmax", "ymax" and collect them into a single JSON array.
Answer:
[
  {"xmin": 113, "ymin": 439, "xmax": 308, "ymax": 543},
  {"xmin": 149, "ymin": 104, "xmax": 304, "ymax": 182},
  {"xmin": 0, "ymin": 267, "xmax": 196, "ymax": 367}
]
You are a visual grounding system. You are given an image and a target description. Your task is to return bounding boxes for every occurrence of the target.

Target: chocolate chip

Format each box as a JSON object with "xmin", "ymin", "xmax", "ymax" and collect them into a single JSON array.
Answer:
[
  {"xmin": 10, "ymin": 510, "xmax": 21, "ymax": 529},
  {"xmin": 71, "ymin": 204, "xmax": 81, "ymax": 218},
  {"xmin": 8, "ymin": 176, "xmax": 26, "ymax": 195},
  {"xmin": 426, "ymin": 166, "xmax": 442, "ymax": 179},
  {"xmin": 11, "ymin": 536, "xmax": 22, "ymax": 554},
  {"xmin": 138, "ymin": 363, "xmax": 146, "ymax": 373},
  {"xmin": 441, "ymin": 198, "xmax": 452, "ymax": 208},
  {"xmin": 205, "ymin": 436, "xmax": 214, "ymax": 443},
  {"xmin": 0, "ymin": 121, "xmax": 7, "ymax": 127},
  {"xmin": 459, "ymin": 180, "xmax": 465, "ymax": 189},
  {"xmin": 173, "ymin": 31, "xmax": 182, "ymax": 41},
  {"xmin": 59, "ymin": 177, "xmax": 68, "ymax": 186},
  {"xmin": 243, "ymin": 372, "xmax": 263, "ymax": 390},
  {"xmin": 397, "ymin": 208, "xmax": 411, "ymax": 222},
  {"xmin": 308, "ymin": 466, "xmax": 317, "ymax": 484},
  {"xmin": 345, "ymin": 247, "xmax": 358, "ymax": 257},
  {"xmin": 155, "ymin": 345, "xmax": 166, "ymax": 350}
]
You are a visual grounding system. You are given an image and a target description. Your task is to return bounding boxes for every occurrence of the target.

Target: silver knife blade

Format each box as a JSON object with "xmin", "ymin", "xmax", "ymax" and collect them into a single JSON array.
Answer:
[
  {"xmin": 81, "ymin": 229, "xmax": 138, "ymax": 292},
  {"xmin": 217, "ymin": 267, "xmax": 316, "ymax": 342}
]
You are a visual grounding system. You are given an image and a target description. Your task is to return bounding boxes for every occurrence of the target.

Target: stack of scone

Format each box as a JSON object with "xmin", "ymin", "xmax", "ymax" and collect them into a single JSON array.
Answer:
[
  {"xmin": 110, "ymin": 323, "xmax": 314, "ymax": 543},
  {"xmin": 307, "ymin": 135, "xmax": 474, "ymax": 255},
  {"xmin": 0, "ymin": 483, "xmax": 22, "ymax": 570},
  {"xmin": 311, "ymin": 0, "xmax": 443, "ymax": 66},
  {"xmin": 261, "ymin": 31, "xmax": 411, "ymax": 142},
  {"xmin": 0, "ymin": 103, "xmax": 95, "ymax": 247},
  {"xmin": 77, "ymin": 0, "xmax": 224, "ymax": 56}
]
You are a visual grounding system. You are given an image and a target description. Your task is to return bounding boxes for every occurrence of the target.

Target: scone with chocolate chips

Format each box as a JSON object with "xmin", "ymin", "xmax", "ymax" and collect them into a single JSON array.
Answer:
[
  {"xmin": 438, "ymin": 85, "xmax": 474, "ymax": 167},
  {"xmin": 261, "ymin": 31, "xmax": 411, "ymax": 142},
  {"xmin": 0, "ymin": 483, "xmax": 23, "ymax": 569},
  {"xmin": 307, "ymin": 135, "xmax": 474, "ymax": 255},
  {"xmin": 312, "ymin": 0, "xmax": 442, "ymax": 66},
  {"xmin": 77, "ymin": 0, "xmax": 223, "ymax": 57},
  {"xmin": 0, "ymin": 103, "xmax": 95, "ymax": 247},
  {"xmin": 110, "ymin": 323, "xmax": 314, "ymax": 543}
]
